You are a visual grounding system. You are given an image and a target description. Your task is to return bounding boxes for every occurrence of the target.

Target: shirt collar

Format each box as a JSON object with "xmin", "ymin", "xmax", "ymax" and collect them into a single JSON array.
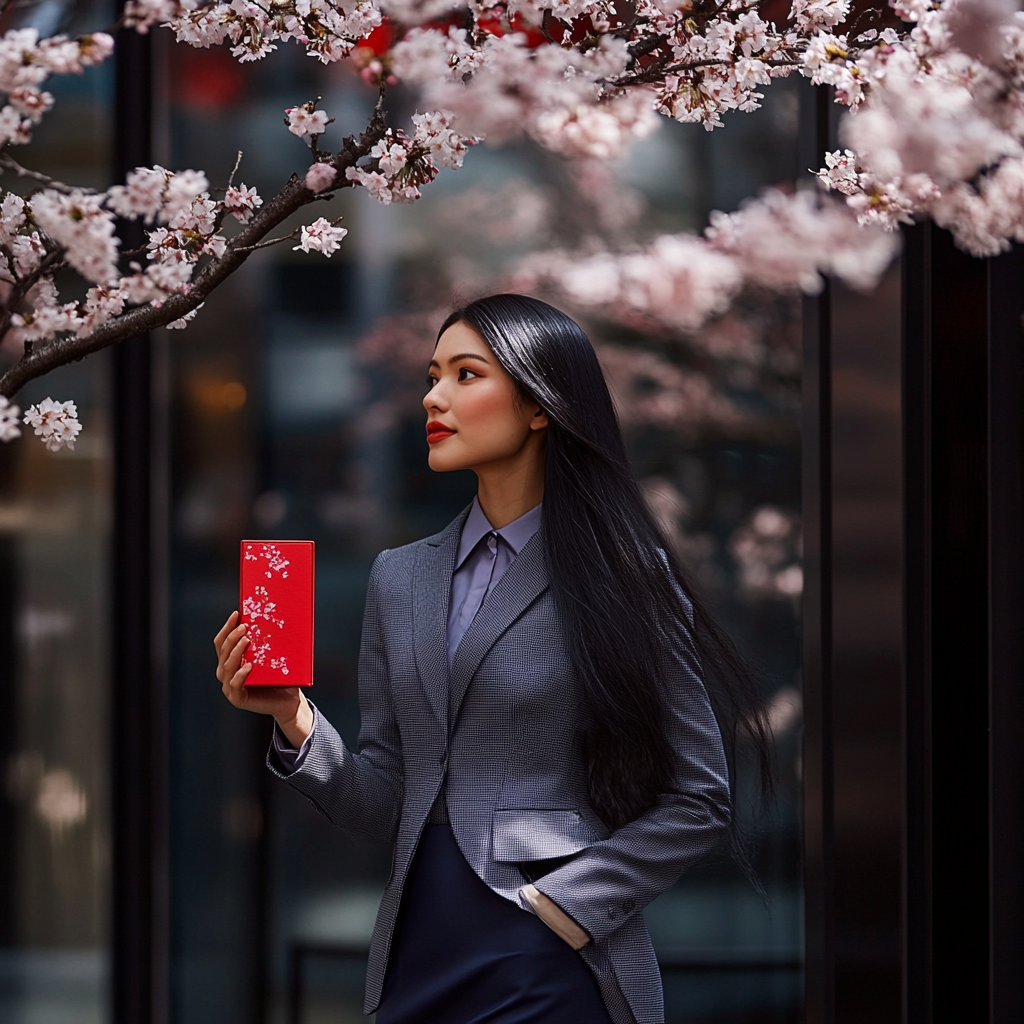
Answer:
[{"xmin": 455, "ymin": 497, "xmax": 542, "ymax": 569}]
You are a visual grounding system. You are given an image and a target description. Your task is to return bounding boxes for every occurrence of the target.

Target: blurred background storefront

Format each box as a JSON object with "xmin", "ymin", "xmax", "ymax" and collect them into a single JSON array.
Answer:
[
  {"xmin": 0, "ymin": 2, "xmax": 114, "ymax": 1020},
  {"xmin": 165, "ymin": 29, "xmax": 808, "ymax": 1024},
  {"xmin": 1, "ymin": 4, "xmax": 1020, "ymax": 1024}
]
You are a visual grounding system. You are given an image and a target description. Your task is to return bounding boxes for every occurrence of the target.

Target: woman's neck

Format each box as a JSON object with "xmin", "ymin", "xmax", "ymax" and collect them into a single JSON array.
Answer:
[{"xmin": 474, "ymin": 444, "xmax": 545, "ymax": 529}]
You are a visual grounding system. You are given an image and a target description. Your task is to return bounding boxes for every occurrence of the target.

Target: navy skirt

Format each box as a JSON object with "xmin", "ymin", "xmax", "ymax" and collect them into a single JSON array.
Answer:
[{"xmin": 376, "ymin": 825, "xmax": 613, "ymax": 1024}]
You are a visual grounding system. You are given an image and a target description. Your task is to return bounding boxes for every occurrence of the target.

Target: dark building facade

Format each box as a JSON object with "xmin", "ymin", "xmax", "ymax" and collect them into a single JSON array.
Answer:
[{"xmin": 0, "ymin": 8, "xmax": 1021, "ymax": 1024}]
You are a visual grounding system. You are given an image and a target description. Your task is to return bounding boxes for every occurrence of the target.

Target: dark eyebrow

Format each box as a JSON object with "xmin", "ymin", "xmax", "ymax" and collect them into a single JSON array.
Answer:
[{"xmin": 427, "ymin": 353, "xmax": 491, "ymax": 369}]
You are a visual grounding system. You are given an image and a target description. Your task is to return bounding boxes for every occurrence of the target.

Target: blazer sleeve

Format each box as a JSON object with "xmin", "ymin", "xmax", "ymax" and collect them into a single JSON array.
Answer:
[
  {"xmin": 266, "ymin": 549, "xmax": 404, "ymax": 845},
  {"xmin": 530, "ymin": 641, "xmax": 731, "ymax": 944}
]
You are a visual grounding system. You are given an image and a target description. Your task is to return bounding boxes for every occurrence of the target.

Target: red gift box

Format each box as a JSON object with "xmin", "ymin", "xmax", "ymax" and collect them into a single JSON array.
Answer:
[{"xmin": 239, "ymin": 540, "xmax": 315, "ymax": 687}]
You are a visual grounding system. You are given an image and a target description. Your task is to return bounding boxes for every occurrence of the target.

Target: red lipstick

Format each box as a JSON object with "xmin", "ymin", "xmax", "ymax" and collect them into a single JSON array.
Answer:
[{"xmin": 426, "ymin": 421, "xmax": 456, "ymax": 444}]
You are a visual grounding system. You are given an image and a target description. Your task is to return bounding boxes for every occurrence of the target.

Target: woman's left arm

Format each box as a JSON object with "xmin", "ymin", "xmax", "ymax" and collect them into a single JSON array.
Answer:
[{"xmin": 529, "ymin": 647, "xmax": 732, "ymax": 946}]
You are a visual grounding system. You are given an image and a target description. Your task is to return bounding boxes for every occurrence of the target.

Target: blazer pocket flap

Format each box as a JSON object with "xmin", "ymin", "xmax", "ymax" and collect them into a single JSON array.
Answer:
[{"xmin": 492, "ymin": 809, "xmax": 600, "ymax": 862}]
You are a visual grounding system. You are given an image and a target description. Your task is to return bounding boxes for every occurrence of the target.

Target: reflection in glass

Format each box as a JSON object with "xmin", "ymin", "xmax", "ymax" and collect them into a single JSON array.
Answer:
[{"xmin": 0, "ymin": 3, "xmax": 113, "ymax": 1021}]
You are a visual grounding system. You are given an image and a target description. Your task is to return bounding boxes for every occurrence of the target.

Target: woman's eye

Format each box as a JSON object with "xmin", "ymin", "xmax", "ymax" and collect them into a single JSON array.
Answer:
[
  {"xmin": 425, "ymin": 375, "xmax": 438, "ymax": 390},
  {"xmin": 458, "ymin": 367, "xmax": 479, "ymax": 381}
]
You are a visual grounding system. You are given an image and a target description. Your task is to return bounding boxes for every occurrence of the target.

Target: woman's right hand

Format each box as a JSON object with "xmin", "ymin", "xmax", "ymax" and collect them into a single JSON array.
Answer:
[{"xmin": 214, "ymin": 611, "xmax": 314, "ymax": 747}]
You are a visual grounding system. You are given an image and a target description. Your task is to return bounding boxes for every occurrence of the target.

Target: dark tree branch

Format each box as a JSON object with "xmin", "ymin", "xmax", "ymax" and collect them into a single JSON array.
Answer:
[
  {"xmin": 0, "ymin": 101, "xmax": 387, "ymax": 399},
  {"xmin": 627, "ymin": 33, "xmax": 667, "ymax": 60}
]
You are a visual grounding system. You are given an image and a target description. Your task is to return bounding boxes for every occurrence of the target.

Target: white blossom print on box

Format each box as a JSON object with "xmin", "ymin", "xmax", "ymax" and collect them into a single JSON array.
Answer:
[{"xmin": 239, "ymin": 540, "xmax": 315, "ymax": 687}]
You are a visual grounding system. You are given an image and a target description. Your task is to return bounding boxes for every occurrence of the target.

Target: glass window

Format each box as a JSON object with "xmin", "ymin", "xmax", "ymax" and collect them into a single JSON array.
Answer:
[
  {"xmin": 167, "ymin": 39, "xmax": 804, "ymax": 1024},
  {"xmin": 0, "ymin": 5, "xmax": 114, "ymax": 1021}
]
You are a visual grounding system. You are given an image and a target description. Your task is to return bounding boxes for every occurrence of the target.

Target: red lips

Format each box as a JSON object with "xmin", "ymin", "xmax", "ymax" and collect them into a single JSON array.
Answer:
[{"xmin": 426, "ymin": 421, "xmax": 456, "ymax": 444}]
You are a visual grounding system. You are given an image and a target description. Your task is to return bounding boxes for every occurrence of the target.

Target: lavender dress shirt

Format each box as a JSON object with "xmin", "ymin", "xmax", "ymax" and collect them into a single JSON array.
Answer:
[{"xmin": 273, "ymin": 499, "xmax": 542, "ymax": 771}]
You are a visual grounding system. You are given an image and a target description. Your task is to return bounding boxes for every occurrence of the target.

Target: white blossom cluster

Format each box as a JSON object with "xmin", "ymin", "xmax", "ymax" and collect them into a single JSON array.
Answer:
[
  {"xmin": 111, "ymin": 0, "xmax": 1024, "ymax": 256},
  {"xmin": 126, "ymin": 0, "xmax": 383, "ymax": 63},
  {"xmin": 294, "ymin": 217, "xmax": 349, "ymax": 254},
  {"xmin": 392, "ymin": 28, "xmax": 657, "ymax": 159},
  {"xmin": 345, "ymin": 112, "xmax": 475, "ymax": 205},
  {"xmin": 729, "ymin": 505, "xmax": 803, "ymax": 604},
  {"xmin": 0, "ymin": 394, "xmax": 20, "ymax": 441},
  {"xmin": 519, "ymin": 188, "xmax": 899, "ymax": 333},
  {"xmin": 815, "ymin": 0, "xmax": 1024, "ymax": 256},
  {"xmin": 23, "ymin": 398, "xmax": 82, "ymax": 451},
  {"xmin": 0, "ymin": 27, "xmax": 113, "ymax": 148},
  {"xmin": 525, "ymin": 234, "xmax": 742, "ymax": 332},
  {"xmin": 0, "ymin": 370, "xmax": 80, "ymax": 454}
]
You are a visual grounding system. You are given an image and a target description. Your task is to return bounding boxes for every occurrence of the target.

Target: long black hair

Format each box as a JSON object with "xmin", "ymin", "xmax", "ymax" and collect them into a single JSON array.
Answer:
[{"xmin": 438, "ymin": 294, "xmax": 773, "ymax": 844}]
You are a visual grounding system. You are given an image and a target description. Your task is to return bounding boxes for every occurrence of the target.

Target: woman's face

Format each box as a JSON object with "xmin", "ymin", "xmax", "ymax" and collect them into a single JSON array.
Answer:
[{"xmin": 423, "ymin": 320, "xmax": 547, "ymax": 475}]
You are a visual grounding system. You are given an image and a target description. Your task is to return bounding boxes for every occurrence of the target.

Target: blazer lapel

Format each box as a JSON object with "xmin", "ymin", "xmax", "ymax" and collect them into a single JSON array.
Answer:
[
  {"xmin": 412, "ymin": 508, "xmax": 468, "ymax": 730},
  {"xmin": 449, "ymin": 530, "xmax": 549, "ymax": 728}
]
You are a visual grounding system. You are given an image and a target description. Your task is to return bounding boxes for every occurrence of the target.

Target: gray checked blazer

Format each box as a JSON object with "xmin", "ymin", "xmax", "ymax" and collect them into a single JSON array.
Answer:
[{"xmin": 268, "ymin": 506, "xmax": 731, "ymax": 1024}]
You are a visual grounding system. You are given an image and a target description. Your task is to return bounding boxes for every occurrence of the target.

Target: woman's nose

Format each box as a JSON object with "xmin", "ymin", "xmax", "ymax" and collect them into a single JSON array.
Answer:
[{"xmin": 423, "ymin": 384, "xmax": 447, "ymax": 413}]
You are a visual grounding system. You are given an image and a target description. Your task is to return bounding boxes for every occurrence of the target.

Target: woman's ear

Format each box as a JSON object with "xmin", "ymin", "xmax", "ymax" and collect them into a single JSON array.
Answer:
[{"xmin": 530, "ymin": 407, "xmax": 549, "ymax": 431}]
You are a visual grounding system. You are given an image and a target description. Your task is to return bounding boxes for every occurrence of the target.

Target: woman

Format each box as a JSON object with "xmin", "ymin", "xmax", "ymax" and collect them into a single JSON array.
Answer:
[{"xmin": 214, "ymin": 294, "xmax": 771, "ymax": 1024}]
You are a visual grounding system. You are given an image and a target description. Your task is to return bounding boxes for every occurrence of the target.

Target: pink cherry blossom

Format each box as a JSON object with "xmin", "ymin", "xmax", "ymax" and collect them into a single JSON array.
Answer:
[
  {"xmin": 23, "ymin": 398, "xmax": 82, "ymax": 452},
  {"xmin": 169, "ymin": 195, "xmax": 218, "ymax": 234},
  {"xmin": 8, "ymin": 86, "xmax": 54, "ymax": 122},
  {"xmin": 530, "ymin": 235, "xmax": 743, "ymax": 332},
  {"xmin": 30, "ymin": 190, "xmax": 119, "ymax": 285},
  {"xmin": 707, "ymin": 188, "xmax": 898, "ymax": 294},
  {"xmin": 410, "ymin": 110, "xmax": 475, "ymax": 170},
  {"xmin": 305, "ymin": 162, "xmax": 338, "ymax": 193},
  {"xmin": 77, "ymin": 285, "xmax": 127, "ymax": 337},
  {"xmin": 123, "ymin": 1, "xmax": 185, "ymax": 32},
  {"xmin": 286, "ymin": 105, "xmax": 329, "ymax": 137},
  {"xmin": 162, "ymin": 168, "xmax": 210, "ymax": 218},
  {"xmin": 0, "ymin": 395, "xmax": 21, "ymax": 442},
  {"xmin": 370, "ymin": 139, "xmax": 408, "ymax": 177},
  {"xmin": 107, "ymin": 166, "xmax": 168, "ymax": 222},
  {"xmin": 78, "ymin": 33, "xmax": 115, "ymax": 65},
  {"xmin": 790, "ymin": 0, "xmax": 852, "ymax": 32},
  {"xmin": 224, "ymin": 183, "xmax": 264, "ymax": 221},
  {"xmin": 293, "ymin": 218, "xmax": 348, "ymax": 256},
  {"xmin": 0, "ymin": 27, "xmax": 114, "ymax": 148},
  {"xmin": 0, "ymin": 105, "xmax": 32, "ymax": 145}
]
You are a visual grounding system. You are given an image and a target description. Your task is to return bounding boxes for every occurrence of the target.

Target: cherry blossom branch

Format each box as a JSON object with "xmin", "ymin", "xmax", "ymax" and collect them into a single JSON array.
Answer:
[
  {"xmin": 0, "ymin": 106, "xmax": 387, "ymax": 399},
  {"xmin": 0, "ymin": 153, "xmax": 97, "ymax": 194}
]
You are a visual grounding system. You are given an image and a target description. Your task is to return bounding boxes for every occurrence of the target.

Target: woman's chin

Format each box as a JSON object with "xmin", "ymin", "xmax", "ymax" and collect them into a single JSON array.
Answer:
[{"xmin": 427, "ymin": 448, "xmax": 466, "ymax": 473}]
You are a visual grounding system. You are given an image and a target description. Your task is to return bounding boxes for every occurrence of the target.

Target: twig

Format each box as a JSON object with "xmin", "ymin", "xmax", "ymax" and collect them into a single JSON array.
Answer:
[
  {"xmin": 227, "ymin": 150, "xmax": 244, "ymax": 189},
  {"xmin": 0, "ymin": 154, "xmax": 98, "ymax": 194},
  {"xmin": 540, "ymin": 9, "xmax": 561, "ymax": 46},
  {"xmin": 232, "ymin": 228, "xmax": 301, "ymax": 253}
]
